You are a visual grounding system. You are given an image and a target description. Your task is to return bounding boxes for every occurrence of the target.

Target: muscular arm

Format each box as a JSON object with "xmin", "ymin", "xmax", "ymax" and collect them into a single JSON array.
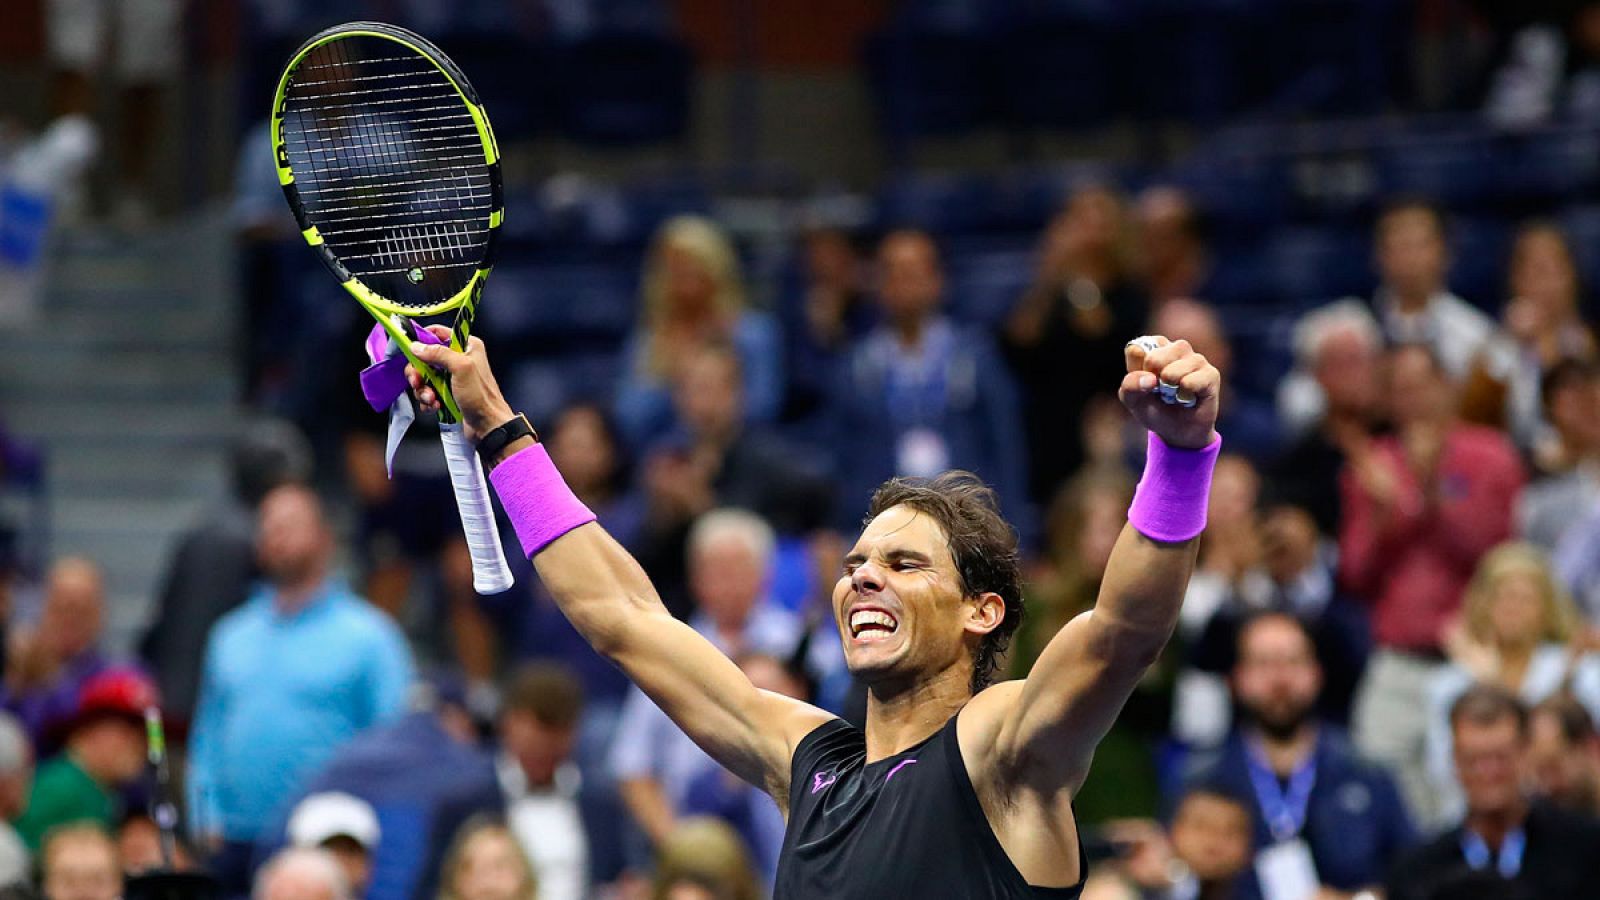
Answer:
[
  {"xmin": 531, "ymin": 522, "xmax": 831, "ymax": 797},
  {"xmin": 406, "ymin": 333, "xmax": 833, "ymax": 803},
  {"xmin": 974, "ymin": 337, "xmax": 1218, "ymax": 792}
]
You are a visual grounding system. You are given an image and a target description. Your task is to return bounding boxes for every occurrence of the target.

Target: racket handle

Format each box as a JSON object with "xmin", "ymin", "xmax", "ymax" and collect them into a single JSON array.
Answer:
[{"xmin": 440, "ymin": 423, "xmax": 515, "ymax": 594}]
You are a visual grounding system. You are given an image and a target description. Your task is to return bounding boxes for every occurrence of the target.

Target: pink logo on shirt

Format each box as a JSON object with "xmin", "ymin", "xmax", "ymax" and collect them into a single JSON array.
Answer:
[{"xmin": 811, "ymin": 771, "xmax": 837, "ymax": 794}]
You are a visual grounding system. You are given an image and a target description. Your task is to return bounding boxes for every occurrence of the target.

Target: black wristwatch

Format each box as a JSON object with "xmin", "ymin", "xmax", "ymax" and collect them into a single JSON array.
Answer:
[{"xmin": 476, "ymin": 413, "xmax": 538, "ymax": 465}]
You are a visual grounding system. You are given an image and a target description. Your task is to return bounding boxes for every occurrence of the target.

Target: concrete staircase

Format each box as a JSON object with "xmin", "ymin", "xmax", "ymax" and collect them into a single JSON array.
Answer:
[{"xmin": 2, "ymin": 216, "xmax": 240, "ymax": 652}]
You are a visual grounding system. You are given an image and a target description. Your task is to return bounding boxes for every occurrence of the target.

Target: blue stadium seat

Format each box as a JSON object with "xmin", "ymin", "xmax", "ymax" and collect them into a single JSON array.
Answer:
[
  {"xmin": 943, "ymin": 242, "xmax": 1035, "ymax": 327},
  {"xmin": 863, "ymin": 22, "xmax": 999, "ymax": 154},
  {"xmin": 1448, "ymin": 217, "xmax": 1512, "ymax": 311},
  {"xmin": 1130, "ymin": 0, "xmax": 1252, "ymax": 125},
  {"xmin": 1499, "ymin": 128, "xmax": 1600, "ymax": 205},
  {"xmin": 1251, "ymin": 0, "xmax": 1406, "ymax": 117},
  {"xmin": 1375, "ymin": 138, "xmax": 1501, "ymax": 210},
  {"xmin": 509, "ymin": 351, "xmax": 625, "ymax": 424},
  {"xmin": 1259, "ymin": 226, "xmax": 1373, "ymax": 308},
  {"xmin": 479, "ymin": 262, "xmax": 638, "ymax": 352},
  {"xmin": 992, "ymin": 2, "xmax": 1129, "ymax": 131},
  {"xmin": 877, "ymin": 172, "xmax": 1000, "ymax": 235},
  {"xmin": 553, "ymin": 31, "xmax": 692, "ymax": 144},
  {"xmin": 1560, "ymin": 205, "xmax": 1600, "ymax": 299}
]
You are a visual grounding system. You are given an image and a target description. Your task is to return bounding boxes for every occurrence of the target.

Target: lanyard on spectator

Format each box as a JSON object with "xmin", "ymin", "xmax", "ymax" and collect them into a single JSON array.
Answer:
[
  {"xmin": 1244, "ymin": 739, "xmax": 1318, "ymax": 843},
  {"xmin": 1460, "ymin": 826, "xmax": 1526, "ymax": 879}
]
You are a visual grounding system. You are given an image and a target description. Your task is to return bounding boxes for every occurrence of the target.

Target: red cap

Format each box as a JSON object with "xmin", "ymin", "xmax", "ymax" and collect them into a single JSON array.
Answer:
[{"xmin": 75, "ymin": 667, "xmax": 159, "ymax": 726}]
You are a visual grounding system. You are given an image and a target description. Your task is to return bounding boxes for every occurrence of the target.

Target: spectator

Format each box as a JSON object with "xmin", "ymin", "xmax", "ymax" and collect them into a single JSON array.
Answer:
[
  {"xmin": 266, "ymin": 671, "xmax": 501, "ymax": 900},
  {"xmin": 344, "ymin": 371, "xmax": 495, "ymax": 709},
  {"xmin": 1002, "ymin": 186, "xmax": 1149, "ymax": 505},
  {"xmin": 1169, "ymin": 455, "xmax": 1264, "ymax": 747},
  {"xmin": 41, "ymin": 824, "xmax": 121, "ymax": 900},
  {"xmin": 0, "ymin": 712, "xmax": 29, "ymax": 888},
  {"xmin": 1340, "ymin": 343, "xmax": 1524, "ymax": 823},
  {"xmin": 254, "ymin": 847, "xmax": 350, "ymax": 900},
  {"xmin": 140, "ymin": 418, "xmax": 312, "ymax": 728},
  {"xmin": 4, "ymin": 557, "xmax": 109, "ymax": 747},
  {"xmin": 438, "ymin": 818, "xmax": 537, "ymax": 900},
  {"xmin": 14, "ymin": 668, "xmax": 153, "ymax": 851},
  {"xmin": 651, "ymin": 818, "xmax": 760, "ymax": 900},
  {"xmin": 1182, "ymin": 613, "xmax": 1413, "ymax": 898},
  {"xmin": 1134, "ymin": 186, "xmax": 1215, "ymax": 309},
  {"xmin": 1270, "ymin": 300, "xmax": 1386, "ymax": 534},
  {"xmin": 285, "ymin": 793, "xmax": 379, "ymax": 899},
  {"xmin": 614, "ymin": 216, "xmax": 783, "ymax": 450},
  {"xmin": 1386, "ymin": 685, "xmax": 1600, "ymax": 900},
  {"xmin": 1463, "ymin": 223, "xmax": 1596, "ymax": 456},
  {"xmin": 1084, "ymin": 788, "xmax": 1256, "ymax": 900},
  {"xmin": 1528, "ymin": 694, "xmax": 1600, "ymax": 816},
  {"xmin": 1185, "ymin": 505, "xmax": 1372, "ymax": 737},
  {"xmin": 117, "ymin": 814, "xmax": 194, "ymax": 875},
  {"xmin": 611, "ymin": 511, "xmax": 801, "ymax": 861},
  {"xmin": 781, "ymin": 227, "xmax": 872, "ymax": 430},
  {"xmin": 1484, "ymin": 2, "xmax": 1600, "ymax": 125},
  {"xmin": 1370, "ymin": 200, "xmax": 1497, "ymax": 379},
  {"xmin": 187, "ymin": 484, "xmax": 414, "ymax": 895},
  {"xmin": 497, "ymin": 664, "xmax": 589, "ymax": 900},
  {"xmin": 1151, "ymin": 298, "xmax": 1281, "ymax": 462},
  {"xmin": 1424, "ymin": 543, "xmax": 1600, "ymax": 822},
  {"xmin": 515, "ymin": 403, "xmax": 645, "ymax": 708},
  {"xmin": 836, "ymin": 229, "xmax": 1029, "ymax": 533},
  {"xmin": 1517, "ymin": 358, "xmax": 1600, "ymax": 551},
  {"xmin": 636, "ymin": 343, "xmax": 832, "ymax": 619}
]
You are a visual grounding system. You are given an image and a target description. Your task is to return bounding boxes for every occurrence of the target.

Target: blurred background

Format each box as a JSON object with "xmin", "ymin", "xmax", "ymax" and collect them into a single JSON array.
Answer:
[{"xmin": 3, "ymin": 1, "xmax": 1600, "ymax": 899}]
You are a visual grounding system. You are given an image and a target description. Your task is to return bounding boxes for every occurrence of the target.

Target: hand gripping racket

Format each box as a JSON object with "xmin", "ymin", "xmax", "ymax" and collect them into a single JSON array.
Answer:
[{"xmin": 272, "ymin": 21, "xmax": 513, "ymax": 593}]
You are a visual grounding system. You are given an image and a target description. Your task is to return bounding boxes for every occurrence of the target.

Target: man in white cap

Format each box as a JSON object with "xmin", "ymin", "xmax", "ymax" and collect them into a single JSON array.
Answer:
[{"xmin": 286, "ymin": 792, "xmax": 379, "ymax": 898}]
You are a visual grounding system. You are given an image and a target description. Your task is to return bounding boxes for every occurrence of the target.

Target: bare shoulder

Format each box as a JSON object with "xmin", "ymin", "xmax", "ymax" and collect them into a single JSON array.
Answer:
[{"xmin": 754, "ymin": 689, "xmax": 843, "ymax": 804}]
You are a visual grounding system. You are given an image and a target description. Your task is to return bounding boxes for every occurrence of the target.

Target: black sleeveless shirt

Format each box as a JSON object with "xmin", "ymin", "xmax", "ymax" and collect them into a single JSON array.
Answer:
[{"xmin": 774, "ymin": 712, "xmax": 1087, "ymax": 899}]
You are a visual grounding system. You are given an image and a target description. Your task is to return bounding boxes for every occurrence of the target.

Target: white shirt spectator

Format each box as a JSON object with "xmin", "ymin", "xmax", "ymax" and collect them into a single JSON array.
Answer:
[{"xmin": 497, "ymin": 753, "xmax": 587, "ymax": 900}]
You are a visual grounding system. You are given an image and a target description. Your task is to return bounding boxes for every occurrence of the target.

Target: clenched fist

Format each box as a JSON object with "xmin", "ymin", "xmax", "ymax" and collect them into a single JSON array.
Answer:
[{"xmin": 1119, "ymin": 335, "xmax": 1221, "ymax": 450}]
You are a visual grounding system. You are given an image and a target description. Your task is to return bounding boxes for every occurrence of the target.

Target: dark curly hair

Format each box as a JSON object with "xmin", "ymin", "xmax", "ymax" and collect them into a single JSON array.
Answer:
[{"xmin": 865, "ymin": 471, "xmax": 1024, "ymax": 693}]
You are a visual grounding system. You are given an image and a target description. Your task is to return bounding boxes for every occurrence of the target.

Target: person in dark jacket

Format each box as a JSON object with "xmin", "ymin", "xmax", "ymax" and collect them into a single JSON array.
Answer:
[
  {"xmin": 1386, "ymin": 684, "xmax": 1600, "ymax": 900},
  {"xmin": 1185, "ymin": 612, "xmax": 1413, "ymax": 899}
]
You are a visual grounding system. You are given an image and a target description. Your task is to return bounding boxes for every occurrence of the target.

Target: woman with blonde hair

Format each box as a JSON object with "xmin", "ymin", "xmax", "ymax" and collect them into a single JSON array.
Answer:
[
  {"xmin": 1422, "ymin": 542, "xmax": 1600, "ymax": 825},
  {"xmin": 614, "ymin": 216, "xmax": 783, "ymax": 449},
  {"xmin": 651, "ymin": 817, "xmax": 761, "ymax": 900},
  {"xmin": 438, "ymin": 817, "xmax": 538, "ymax": 900}
]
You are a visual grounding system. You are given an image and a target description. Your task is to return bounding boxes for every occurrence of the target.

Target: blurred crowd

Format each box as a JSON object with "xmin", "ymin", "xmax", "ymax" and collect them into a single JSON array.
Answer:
[
  {"xmin": 7, "ymin": 181, "xmax": 1600, "ymax": 900},
  {"xmin": 9, "ymin": 1, "xmax": 1600, "ymax": 900}
]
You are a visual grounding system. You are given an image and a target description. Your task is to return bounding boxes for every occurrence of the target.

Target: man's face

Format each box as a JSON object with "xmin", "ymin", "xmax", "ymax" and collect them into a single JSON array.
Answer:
[
  {"xmin": 1232, "ymin": 617, "xmax": 1321, "ymax": 740},
  {"xmin": 1528, "ymin": 711, "xmax": 1599, "ymax": 813},
  {"xmin": 1259, "ymin": 506, "xmax": 1319, "ymax": 585},
  {"xmin": 688, "ymin": 533, "xmax": 766, "ymax": 634},
  {"xmin": 257, "ymin": 486, "xmax": 329, "ymax": 585},
  {"xmin": 1454, "ymin": 717, "xmax": 1527, "ymax": 817},
  {"xmin": 91, "ymin": 718, "xmax": 150, "ymax": 784},
  {"xmin": 1386, "ymin": 345, "xmax": 1452, "ymax": 427},
  {"xmin": 1171, "ymin": 794, "xmax": 1253, "ymax": 882},
  {"xmin": 877, "ymin": 234, "xmax": 943, "ymax": 325},
  {"xmin": 1136, "ymin": 188, "xmax": 1195, "ymax": 274},
  {"xmin": 42, "ymin": 561, "xmax": 105, "ymax": 661},
  {"xmin": 499, "ymin": 710, "xmax": 576, "ymax": 787},
  {"xmin": 835, "ymin": 505, "xmax": 984, "ymax": 687},
  {"xmin": 1377, "ymin": 208, "xmax": 1448, "ymax": 298},
  {"xmin": 1547, "ymin": 374, "xmax": 1600, "ymax": 451},
  {"xmin": 1313, "ymin": 329, "xmax": 1380, "ymax": 417},
  {"xmin": 44, "ymin": 835, "xmax": 122, "ymax": 900}
]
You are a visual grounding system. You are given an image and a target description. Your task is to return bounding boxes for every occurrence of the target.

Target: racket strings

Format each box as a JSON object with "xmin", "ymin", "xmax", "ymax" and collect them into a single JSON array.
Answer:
[{"xmin": 281, "ymin": 35, "xmax": 491, "ymax": 311}]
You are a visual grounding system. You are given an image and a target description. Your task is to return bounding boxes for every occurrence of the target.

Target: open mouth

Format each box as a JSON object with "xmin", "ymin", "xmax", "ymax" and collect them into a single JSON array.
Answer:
[{"xmin": 849, "ymin": 608, "xmax": 899, "ymax": 642}]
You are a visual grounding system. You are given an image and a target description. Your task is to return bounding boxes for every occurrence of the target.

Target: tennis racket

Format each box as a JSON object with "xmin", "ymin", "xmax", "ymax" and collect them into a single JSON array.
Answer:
[{"xmin": 271, "ymin": 21, "xmax": 514, "ymax": 594}]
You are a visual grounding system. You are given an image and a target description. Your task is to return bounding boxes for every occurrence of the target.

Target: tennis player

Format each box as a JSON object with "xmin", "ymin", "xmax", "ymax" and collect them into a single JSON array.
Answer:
[{"xmin": 407, "ymin": 331, "xmax": 1220, "ymax": 898}]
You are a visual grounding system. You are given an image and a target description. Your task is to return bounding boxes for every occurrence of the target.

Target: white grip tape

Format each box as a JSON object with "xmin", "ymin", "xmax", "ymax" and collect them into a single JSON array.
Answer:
[{"xmin": 439, "ymin": 423, "xmax": 515, "ymax": 594}]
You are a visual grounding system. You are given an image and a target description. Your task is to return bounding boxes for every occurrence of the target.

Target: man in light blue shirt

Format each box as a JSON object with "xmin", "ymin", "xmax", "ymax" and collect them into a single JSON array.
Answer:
[{"xmin": 187, "ymin": 484, "xmax": 414, "ymax": 894}]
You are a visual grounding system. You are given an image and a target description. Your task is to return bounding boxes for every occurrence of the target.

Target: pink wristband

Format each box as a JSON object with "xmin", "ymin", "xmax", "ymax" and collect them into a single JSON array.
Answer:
[
  {"xmin": 488, "ymin": 443, "xmax": 597, "ymax": 558},
  {"xmin": 1128, "ymin": 432, "xmax": 1222, "ymax": 543}
]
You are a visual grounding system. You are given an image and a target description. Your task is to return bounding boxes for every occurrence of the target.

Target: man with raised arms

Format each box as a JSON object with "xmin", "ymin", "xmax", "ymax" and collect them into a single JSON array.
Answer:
[{"xmin": 407, "ymin": 330, "xmax": 1221, "ymax": 898}]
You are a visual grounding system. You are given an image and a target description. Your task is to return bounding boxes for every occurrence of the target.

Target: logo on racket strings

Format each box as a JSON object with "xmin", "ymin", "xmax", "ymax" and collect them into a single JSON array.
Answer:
[{"xmin": 407, "ymin": 267, "xmax": 425, "ymax": 284}]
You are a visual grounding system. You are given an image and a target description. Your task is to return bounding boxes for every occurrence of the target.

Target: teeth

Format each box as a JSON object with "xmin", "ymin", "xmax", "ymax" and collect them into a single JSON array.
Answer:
[{"xmin": 850, "ymin": 610, "xmax": 897, "ymax": 636}]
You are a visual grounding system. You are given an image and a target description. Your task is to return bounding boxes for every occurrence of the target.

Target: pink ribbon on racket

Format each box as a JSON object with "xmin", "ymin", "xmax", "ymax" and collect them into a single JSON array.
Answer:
[{"xmin": 359, "ymin": 320, "xmax": 445, "ymax": 412}]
